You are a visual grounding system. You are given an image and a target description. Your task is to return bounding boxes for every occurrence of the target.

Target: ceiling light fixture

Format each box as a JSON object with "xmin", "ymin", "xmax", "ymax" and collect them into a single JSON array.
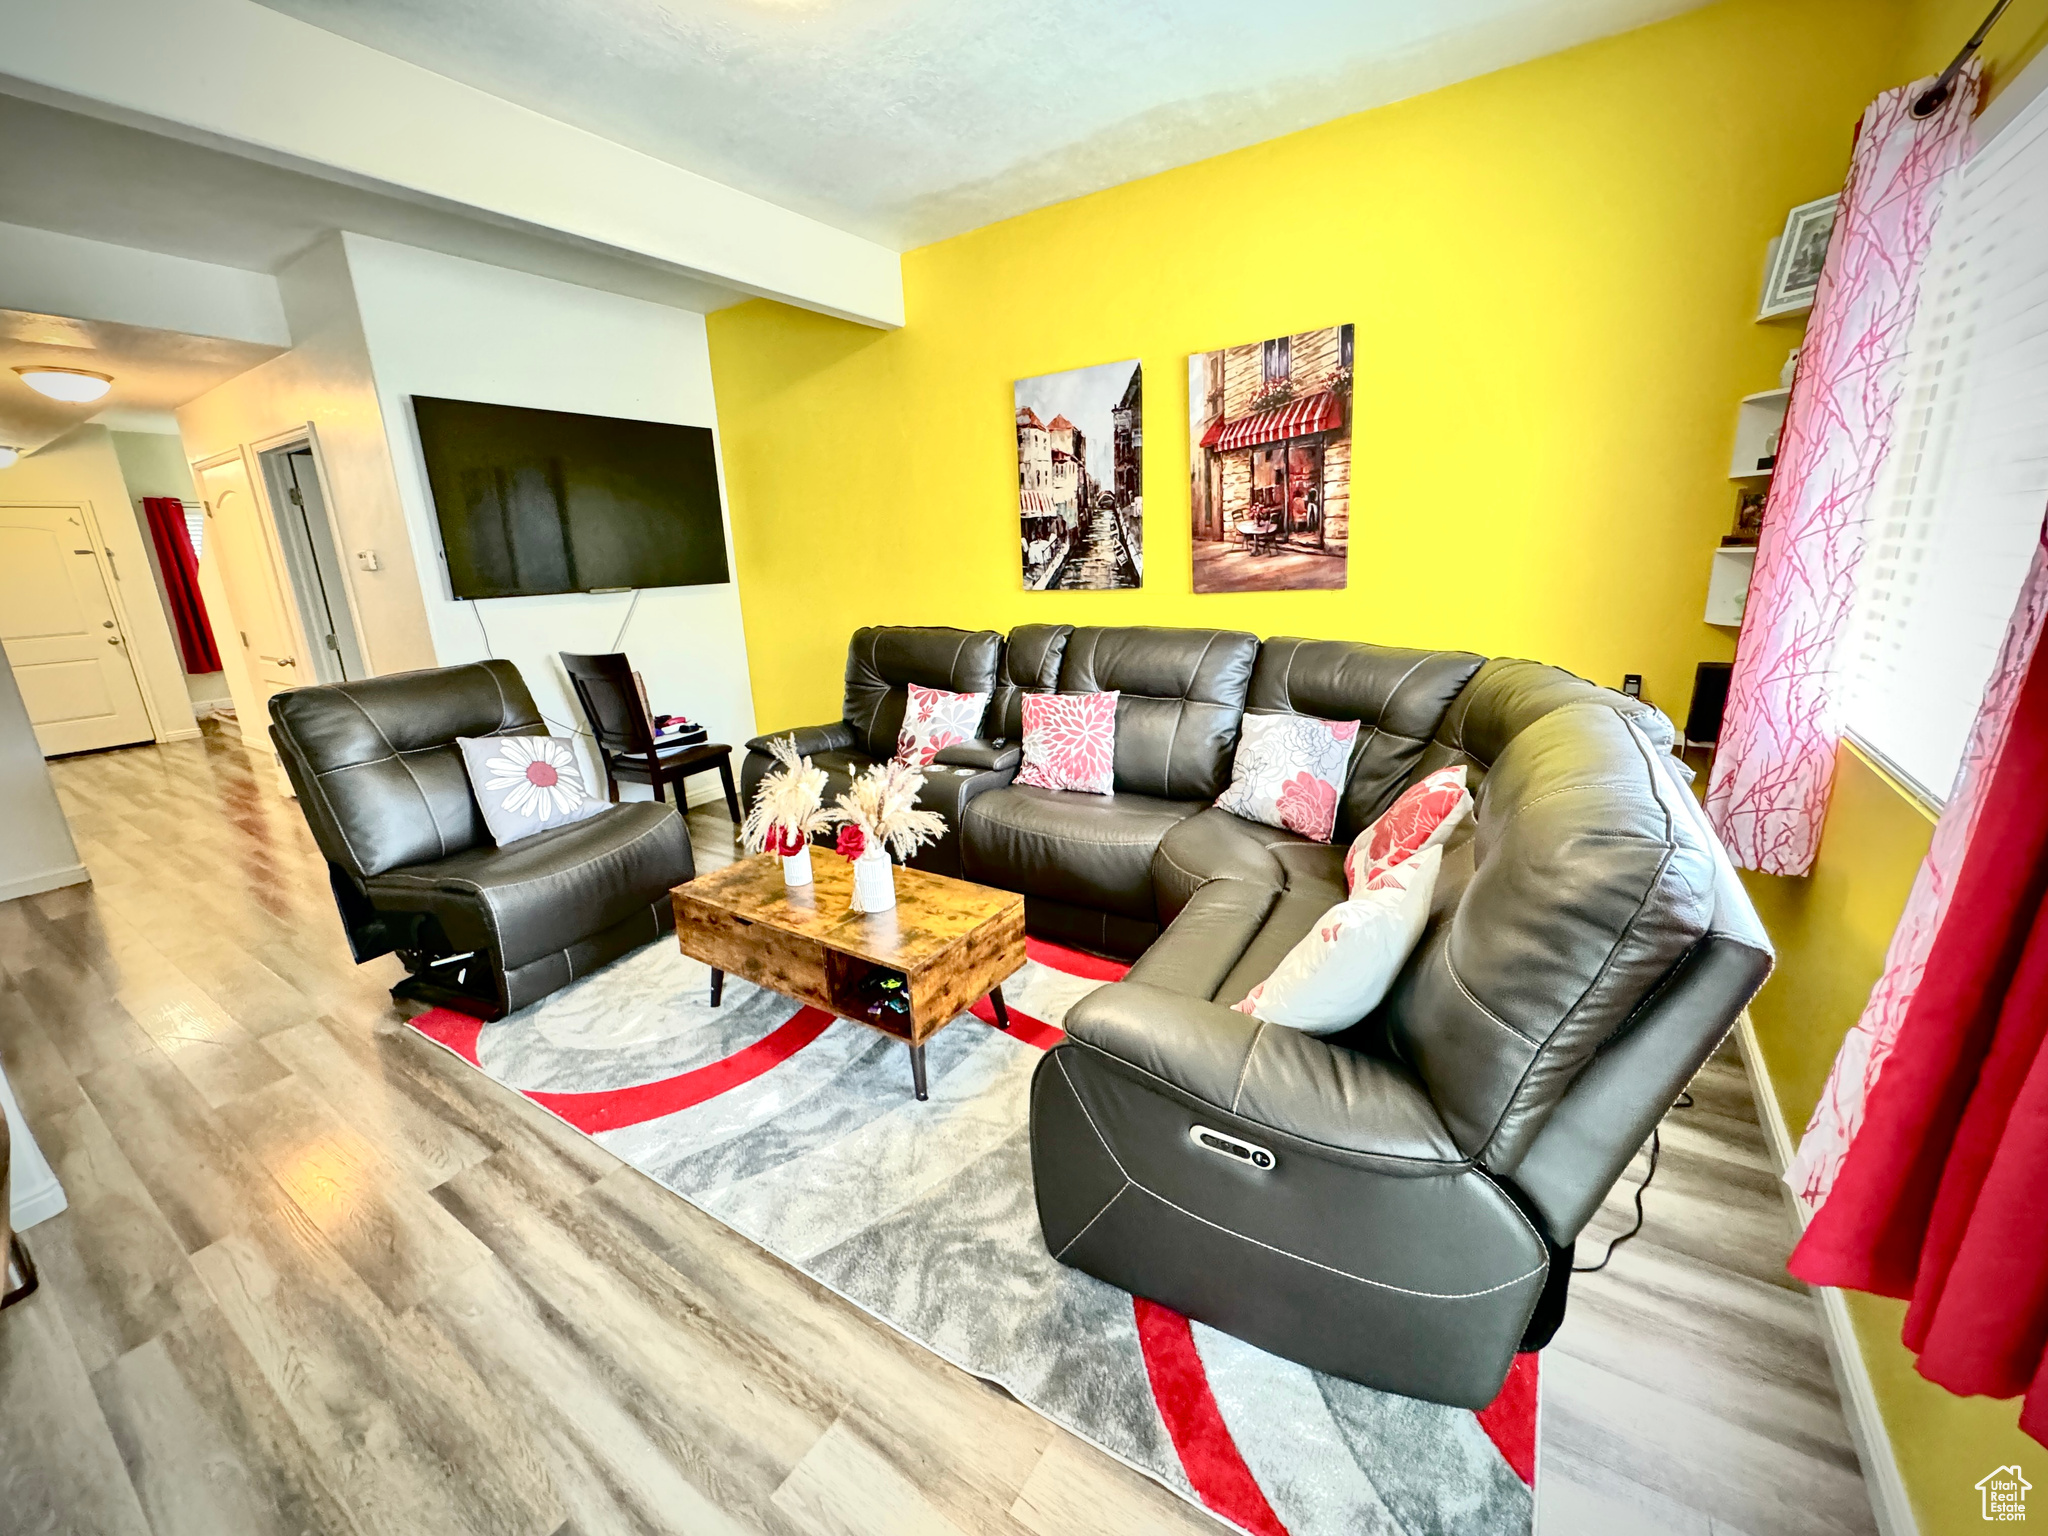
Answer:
[
  {"xmin": 13, "ymin": 366, "xmax": 113, "ymax": 403},
  {"xmin": 0, "ymin": 446, "xmax": 17, "ymax": 470}
]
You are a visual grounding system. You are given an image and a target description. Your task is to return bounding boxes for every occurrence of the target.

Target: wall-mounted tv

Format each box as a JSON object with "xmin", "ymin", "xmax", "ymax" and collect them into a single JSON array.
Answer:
[{"xmin": 412, "ymin": 395, "xmax": 730, "ymax": 599}]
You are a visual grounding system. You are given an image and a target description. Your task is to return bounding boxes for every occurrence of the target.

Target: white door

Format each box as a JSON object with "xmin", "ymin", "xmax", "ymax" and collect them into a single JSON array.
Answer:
[
  {"xmin": 197, "ymin": 454, "xmax": 304, "ymax": 724},
  {"xmin": 0, "ymin": 503, "xmax": 157, "ymax": 756}
]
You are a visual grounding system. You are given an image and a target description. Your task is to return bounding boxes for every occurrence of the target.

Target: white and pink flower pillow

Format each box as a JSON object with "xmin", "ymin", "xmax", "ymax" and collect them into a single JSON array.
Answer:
[
  {"xmin": 893, "ymin": 682, "xmax": 991, "ymax": 768},
  {"xmin": 1343, "ymin": 765, "xmax": 1473, "ymax": 894},
  {"xmin": 457, "ymin": 734, "xmax": 606, "ymax": 848},
  {"xmin": 1016, "ymin": 691, "xmax": 1119, "ymax": 795},
  {"xmin": 1234, "ymin": 844, "xmax": 1443, "ymax": 1034},
  {"xmin": 1214, "ymin": 712, "xmax": 1362, "ymax": 842}
]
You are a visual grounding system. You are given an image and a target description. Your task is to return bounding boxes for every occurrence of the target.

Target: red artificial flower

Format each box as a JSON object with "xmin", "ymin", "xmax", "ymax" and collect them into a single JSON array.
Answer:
[{"xmin": 835, "ymin": 824, "xmax": 868, "ymax": 862}]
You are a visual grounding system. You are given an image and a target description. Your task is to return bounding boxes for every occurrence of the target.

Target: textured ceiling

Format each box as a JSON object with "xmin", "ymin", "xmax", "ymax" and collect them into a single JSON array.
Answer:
[
  {"xmin": 0, "ymin": 310, "xmax": 283, "ymax": 455},
  {"xmin": 248, "ymin": 0, "xmax": 1708, "ymax": 250}
]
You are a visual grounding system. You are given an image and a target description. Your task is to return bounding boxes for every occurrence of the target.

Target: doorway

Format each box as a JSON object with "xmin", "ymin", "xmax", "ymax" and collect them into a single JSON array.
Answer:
[
  {"xmin": 0, "ymin": 502, "xmax": 158, "ymax": 755},
  {"xmin": 257, "ymin": 442, "xmax": 363, "ymax": 685}
]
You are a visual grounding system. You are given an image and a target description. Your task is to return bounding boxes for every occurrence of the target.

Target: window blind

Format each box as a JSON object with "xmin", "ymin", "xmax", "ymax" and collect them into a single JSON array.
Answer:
[{"xmin": 1842, "ymin": 87, "xmax": 2048, "ymax": 803}]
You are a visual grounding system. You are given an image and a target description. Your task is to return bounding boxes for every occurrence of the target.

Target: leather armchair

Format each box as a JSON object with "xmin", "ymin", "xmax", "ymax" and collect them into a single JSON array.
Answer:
[{"xmin": 270, "ymin": 659, "xmax": 695, "ymax": 1018}]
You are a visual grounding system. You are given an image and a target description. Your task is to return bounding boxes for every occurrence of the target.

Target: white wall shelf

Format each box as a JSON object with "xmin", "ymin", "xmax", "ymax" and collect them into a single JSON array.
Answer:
[
  {"xmin": 1706, "ymin": 545, "xmax": 1757, "ymax": 626},
  {"xmin": 1729, "ymin": 388, "xmax": 1790, "ymax": 478}
]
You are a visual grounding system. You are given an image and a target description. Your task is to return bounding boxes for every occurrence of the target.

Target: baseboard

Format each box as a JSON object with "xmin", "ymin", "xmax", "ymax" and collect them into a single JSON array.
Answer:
[
  {"xmin": 158, "ymin": 727, "xmax": 203, "ymax": 743},
  {"xmin": 8, "ymin": 1167, "xmax": 67, "ymax": 1232},
  {"xmin": 189, "ymin": 696, "xmax": 234, "ymax": 715},
  {"xmin": 0, "ymin": 863, "xmax": 90, "ymax": 903},
  {"xmin": 1735, "ymin": 1015, "xmax": 1919, "ymax": 1536}
]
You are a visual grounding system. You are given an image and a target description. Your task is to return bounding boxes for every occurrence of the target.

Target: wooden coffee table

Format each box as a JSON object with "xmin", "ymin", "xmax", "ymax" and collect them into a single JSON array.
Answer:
[{"xmin": 671, "ymin": 851, "xmax": 1027, "ymax": 1100}]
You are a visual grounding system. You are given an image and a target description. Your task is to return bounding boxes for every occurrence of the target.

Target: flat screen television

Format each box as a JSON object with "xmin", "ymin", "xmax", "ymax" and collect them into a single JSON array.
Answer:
[{"xmin": 412, "ymin": 395, "xmax": 730, "ymax": 599}]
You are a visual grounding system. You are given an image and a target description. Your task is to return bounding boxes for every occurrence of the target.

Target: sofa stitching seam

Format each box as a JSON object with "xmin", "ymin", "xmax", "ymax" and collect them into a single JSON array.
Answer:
[
  {"xmin": 1056, "ymin": 1051, "xmax": 1529, "ymax": 1297},
  {"xmin": 1473, "ymin": 729, "xmax": 1694, "ymax": 1160},
  {"xmin": 341, "ymin": 693, "xmax": 447, "ymax": 860},
  {"xmin": 1051, "ymin": 1183, "xmax": 1131, "ymax": 1262},
  {"xmin": 1229, "ymin": 1020, "xmax": 1266, "ymax": 1112},
  {"xmin": 1055, "ymin": 1052, "xmax": 1135, "ymax": 1179},
  {"xmin": 1063, "ymin": 1038, "xmax": 1468, "ymax": 1170},
  {"xmin": 1443, "ymin": 947, "xmax": 1534, "ymax": 1045},
  {"xmin": 1128, "ymin": 1183, "xmax": 1547, "ymax": 1301},
  {"xmin": 1163, "ymin": 633, "xmax": 1219, "ymax": 797}
]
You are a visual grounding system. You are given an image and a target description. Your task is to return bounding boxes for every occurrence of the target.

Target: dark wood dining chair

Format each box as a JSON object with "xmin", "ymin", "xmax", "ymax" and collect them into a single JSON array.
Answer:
[{"xmin": 559, "ymin": 651, "xmax": 742, "ymax": 821}]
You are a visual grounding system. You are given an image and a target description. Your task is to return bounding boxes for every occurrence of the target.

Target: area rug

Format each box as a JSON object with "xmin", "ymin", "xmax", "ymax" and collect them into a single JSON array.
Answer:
[{"xmin": 409, "ymin": 935, "xmax": 1538, "ymax": 1536}]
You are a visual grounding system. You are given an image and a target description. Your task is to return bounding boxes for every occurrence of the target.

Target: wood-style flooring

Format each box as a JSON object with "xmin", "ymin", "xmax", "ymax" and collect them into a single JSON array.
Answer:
[{"xmin": 0, "ymin": 726, "xmax": 1877, "ymax": 1536}]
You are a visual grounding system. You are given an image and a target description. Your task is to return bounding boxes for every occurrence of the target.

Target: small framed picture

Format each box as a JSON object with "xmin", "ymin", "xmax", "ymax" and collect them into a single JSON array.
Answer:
[{"xmin": 1758, "ymin": 194, "xmax": 1839, "ymax": 319}]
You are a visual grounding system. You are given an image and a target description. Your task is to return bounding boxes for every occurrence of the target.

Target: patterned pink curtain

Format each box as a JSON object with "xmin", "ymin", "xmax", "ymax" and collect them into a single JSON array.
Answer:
[
  {"xmin": 1706, "ymin": 69, "xmax": 1979, "ymax": 876},
  {"xmin": 1790, "ymin": 511, "xmax": 2048, "ymax": 1212}
]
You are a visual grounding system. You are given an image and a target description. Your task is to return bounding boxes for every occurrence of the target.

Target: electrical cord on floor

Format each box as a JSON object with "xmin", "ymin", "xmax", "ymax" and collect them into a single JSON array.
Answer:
[{"xmin": 1572, "ymin": 1090, "xmax": 1694, "ymax": 1274}]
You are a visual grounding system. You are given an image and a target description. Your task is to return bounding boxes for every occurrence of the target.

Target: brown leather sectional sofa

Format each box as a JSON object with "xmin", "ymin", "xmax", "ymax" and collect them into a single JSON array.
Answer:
[{"xmin": 744, "ymin": 623, "xmax": 1773, "ymax": 1408}]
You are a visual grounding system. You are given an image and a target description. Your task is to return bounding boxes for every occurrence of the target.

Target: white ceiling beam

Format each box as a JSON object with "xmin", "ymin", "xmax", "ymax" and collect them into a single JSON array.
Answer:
[
  {"xmin": 0, "ymin": 0, "xmax": 904, "ymax": 328},
  {"xmin": 0, "ymin": 221, "xmax": 290, "ymax": 347}
]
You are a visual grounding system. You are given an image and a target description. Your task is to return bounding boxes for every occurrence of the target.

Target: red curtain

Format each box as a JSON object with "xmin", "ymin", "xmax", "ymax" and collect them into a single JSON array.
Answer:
[
  {"xmin": 141, "ymin": 497, "xmax": 222, "ymax": 674},
  {"xmin": 1788, "ymin": 607, "xmax": 2048, "ymax": 1439}
]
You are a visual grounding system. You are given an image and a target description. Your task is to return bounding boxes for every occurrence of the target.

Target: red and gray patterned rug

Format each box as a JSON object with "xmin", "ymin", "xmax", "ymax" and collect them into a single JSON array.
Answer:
[{"xmin": 410, "ymin": 935, "xmax": 1538, "ymax": 1536}]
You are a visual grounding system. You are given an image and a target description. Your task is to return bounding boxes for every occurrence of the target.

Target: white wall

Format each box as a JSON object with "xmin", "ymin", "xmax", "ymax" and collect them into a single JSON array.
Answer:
[
  {"xmin": 0, "ymin": 219, "xmax": 287, "ymax": 346},
  {"xmin": 178, "ymin": 236, "xmax": 440, "ymax": 744},
  {"xmin": 0, "ymin": 425, "xmax": 199, "ymax": 745},
  {"xmin": 4, "ymin": 0, "xmax": 902, "ymax": 327},
  {"xmin": 343, "ymin": 233, "xmax": 758, "ymax": 805},
  {"xmin": 0, "ymin": 640, "xmax": 87, "ymax": 902}
]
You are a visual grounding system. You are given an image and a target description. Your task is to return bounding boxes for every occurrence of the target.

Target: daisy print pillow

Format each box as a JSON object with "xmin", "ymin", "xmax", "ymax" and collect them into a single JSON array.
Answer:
[
  {"xmin": 457, "ymin": 735, "xmax": 607, "ymax": 847},
  {"xmin": 1214, "ymin": 711, "xmax": 1362, "ymax": 842}
]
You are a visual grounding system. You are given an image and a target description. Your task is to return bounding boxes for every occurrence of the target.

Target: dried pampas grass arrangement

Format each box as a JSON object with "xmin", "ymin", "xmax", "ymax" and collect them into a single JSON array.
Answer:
[
  {"xmin": 831, "ymin": 759, "xmax": 947, "ymax": 863},
  {"xmin": 741, "ymin": 736, "xmax": 833, "ymax": 856}
]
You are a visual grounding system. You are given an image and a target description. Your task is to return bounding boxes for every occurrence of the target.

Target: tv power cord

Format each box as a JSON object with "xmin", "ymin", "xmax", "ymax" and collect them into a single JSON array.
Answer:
[{"xmin": 1573, "ymin": 1091, "xmax": 1693, "ymax": 1274}]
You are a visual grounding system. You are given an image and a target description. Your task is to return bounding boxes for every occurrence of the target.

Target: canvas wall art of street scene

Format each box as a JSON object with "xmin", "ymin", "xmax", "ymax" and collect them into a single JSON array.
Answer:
[
  {"xmin": 1189, "ymin": 324, "xmax": 1352, "ymax": 592},
  {"xmin": 1015, "ymin": 358, "xmax": 1142, "ymax": 590}
]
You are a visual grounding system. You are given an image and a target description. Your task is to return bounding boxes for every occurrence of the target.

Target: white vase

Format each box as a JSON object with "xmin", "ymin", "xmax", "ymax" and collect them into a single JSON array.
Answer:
[
  {"xmin": 850, "ymin": 848, "xmax": 896, "ymax": 913},
  {"xmin": 781, "ymin": 844, "xmax": 814, "ymax": 887}
]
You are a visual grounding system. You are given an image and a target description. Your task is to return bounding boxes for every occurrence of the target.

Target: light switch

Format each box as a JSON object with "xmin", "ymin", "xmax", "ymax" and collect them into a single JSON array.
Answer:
[{"xmin": 355, "ymin": 549, "xmax": 380, "ymax": 572}]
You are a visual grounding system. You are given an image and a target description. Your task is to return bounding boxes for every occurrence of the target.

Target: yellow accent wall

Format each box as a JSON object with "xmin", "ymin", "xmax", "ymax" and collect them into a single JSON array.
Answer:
[
  {"xmin": 1741, "ymin": 745, "xmax": 1936, "ymax": 1135},
  {"xmin": 1904, "ymin": 0, "xmax": 2048, "ymax": 95},
  {"xmin": 709, "ymin": 0, "xmax": 2048, "ymax": 1528},
  {"xmin": 710, "ymin": 0, "xmax": 1900, "ymax": 735}
]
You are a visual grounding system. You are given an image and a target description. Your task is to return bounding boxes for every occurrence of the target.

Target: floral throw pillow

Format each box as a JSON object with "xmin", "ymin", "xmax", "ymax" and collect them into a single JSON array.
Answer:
[
  {"xmin": 1016, "ymin": 691, "xmax": 1119, "ymax": 795},
  {"xmin": 1234, "ymin": 845, "xmax": 1444, "ymax": 1035},
  {"xmin": 1213, "ymin": 712, "xmax": 1362, "ymax": 843},
  {"xmin": 1343, "ymin": 765, "xmax": 1473, "ymax": 894},
  {"xmin": 894, "ymin": 682, "xmax": 991, "ymax": 768},
  {"xmin": 457, "ymin": 735, "xmax": 607, "ymax": 848}
]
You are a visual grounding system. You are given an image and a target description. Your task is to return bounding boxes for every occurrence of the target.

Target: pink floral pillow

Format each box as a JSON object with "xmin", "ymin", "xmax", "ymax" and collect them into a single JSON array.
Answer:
[
  {"xmin": 1213, "ymin": 712, "xmax": 1362, "ymax": 842},
  {"xmin": 894, "ymin": 682, "xmax": 991, "ymax": 768},
  {"xmin": 1016, "ymin": 691, "xmax": 1119, "ymax": 795},
  {"xmin": 1343, "ymin": 765, "xmax": 1473, "ymax": 894}
]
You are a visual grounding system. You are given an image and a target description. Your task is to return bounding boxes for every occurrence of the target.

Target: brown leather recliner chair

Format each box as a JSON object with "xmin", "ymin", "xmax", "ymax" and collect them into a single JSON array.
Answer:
[{"xmin": 271, "ymin": 659, "xmax": 696, "ymax": 1018}]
